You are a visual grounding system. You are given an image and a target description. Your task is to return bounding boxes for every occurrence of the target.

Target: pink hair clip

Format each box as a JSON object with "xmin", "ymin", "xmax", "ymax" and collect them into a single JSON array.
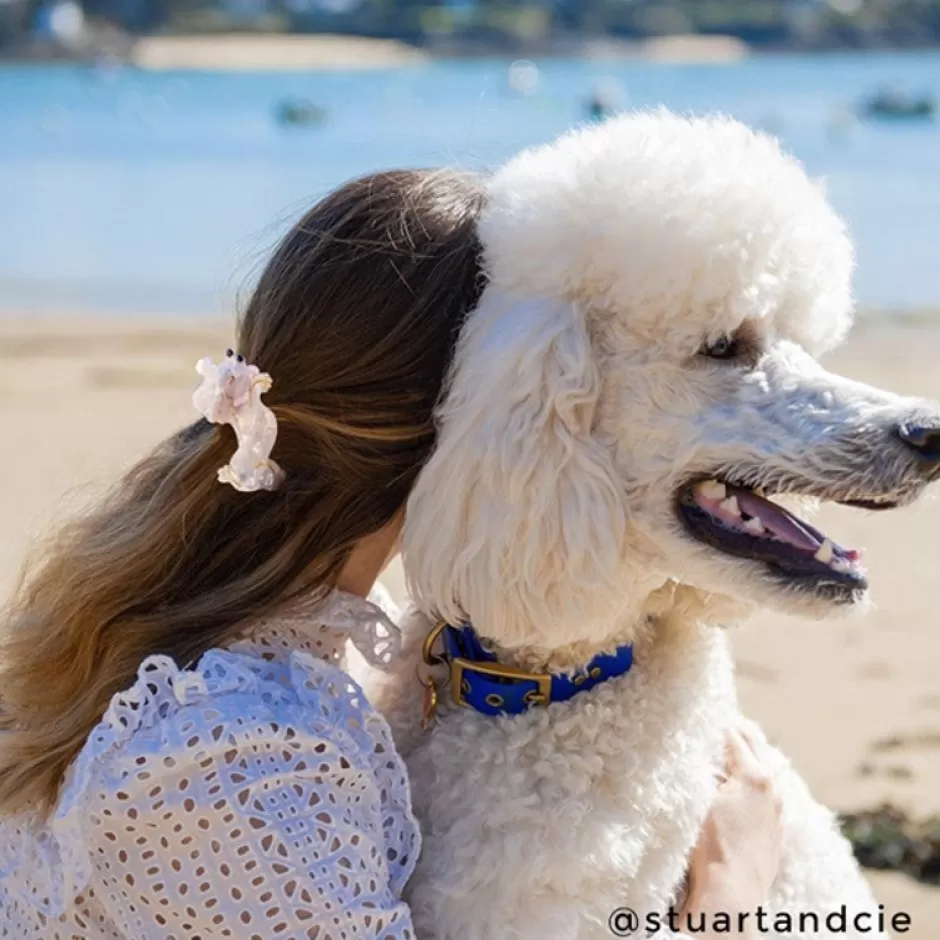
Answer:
[{"xmin": 192, "ymin": 349, "xmax": 285, "ymax": 493}]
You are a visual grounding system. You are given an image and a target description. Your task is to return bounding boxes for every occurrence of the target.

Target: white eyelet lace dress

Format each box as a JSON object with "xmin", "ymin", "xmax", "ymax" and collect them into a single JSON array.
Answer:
[{"xmin": 0, "ymin": 586, "xmax": 419, "ymax": 940}]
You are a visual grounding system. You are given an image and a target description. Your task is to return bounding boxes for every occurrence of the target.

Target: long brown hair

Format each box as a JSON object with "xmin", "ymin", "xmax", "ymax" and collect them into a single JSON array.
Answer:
[{"xmin": 0, "ymin": 169, "xmax": 486, "ymax": 816}]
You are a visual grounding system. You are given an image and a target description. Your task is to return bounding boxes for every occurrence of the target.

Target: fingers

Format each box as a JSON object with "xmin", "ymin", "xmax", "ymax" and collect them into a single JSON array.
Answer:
[
  {"xmin": 722, "ymin": 728, "xmax": 741, "ymax": 778},
  {"xmin": 724, "ymin": 725, "xmax": 771, "ymax": 789}
]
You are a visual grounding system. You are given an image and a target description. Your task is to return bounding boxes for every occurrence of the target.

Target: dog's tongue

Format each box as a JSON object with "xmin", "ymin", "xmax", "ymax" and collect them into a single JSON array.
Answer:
[
  {"xmin": 732, "ymin": 486, "xmax": 860, "ymax": 562},
  {"xmin": 734, "ymin": 488, "xmax": 821, "ymax": 553},
  {"xmin": 692, "ymin": 480, "xmax": 864, "ymax": 565}
]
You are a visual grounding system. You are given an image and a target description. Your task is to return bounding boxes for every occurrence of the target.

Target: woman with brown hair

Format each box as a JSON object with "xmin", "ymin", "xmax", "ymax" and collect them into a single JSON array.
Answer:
[{"xmin": 0, "ymin": 167, "xmax": 783, "ymax": 939}]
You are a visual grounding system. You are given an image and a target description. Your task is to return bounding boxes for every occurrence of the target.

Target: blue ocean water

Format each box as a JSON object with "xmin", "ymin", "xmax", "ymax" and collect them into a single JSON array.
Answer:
[{"xmin": 0, "ymin": 52, "xmax": 939, "ymax": 316}]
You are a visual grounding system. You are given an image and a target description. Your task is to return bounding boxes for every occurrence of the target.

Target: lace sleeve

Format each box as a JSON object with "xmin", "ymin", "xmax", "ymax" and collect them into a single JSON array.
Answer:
[{"xmin": 82, "ymin": 658, "xmax": 417, "ymax": 940}]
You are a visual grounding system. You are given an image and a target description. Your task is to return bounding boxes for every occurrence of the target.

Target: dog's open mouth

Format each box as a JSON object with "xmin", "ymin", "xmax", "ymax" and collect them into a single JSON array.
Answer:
[{"xmin": 676, "ymin": 479, "xmax": 897, "ymax": 600}]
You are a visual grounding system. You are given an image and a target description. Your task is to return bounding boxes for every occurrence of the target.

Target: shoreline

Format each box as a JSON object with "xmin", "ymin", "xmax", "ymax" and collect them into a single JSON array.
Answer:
[
  {"xmin": 1, "ymin": 32, "xmax": 753, "ymax": 71},
  {"xmin": 6, "ymin": 34, "xmax": 940, "ymax": 72}
]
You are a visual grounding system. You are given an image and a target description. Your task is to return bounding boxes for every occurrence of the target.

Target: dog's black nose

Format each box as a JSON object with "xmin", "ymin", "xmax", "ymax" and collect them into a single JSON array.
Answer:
[{"xmin": 897, "ymin": 422, "xmax": 940, "ymax": 461}]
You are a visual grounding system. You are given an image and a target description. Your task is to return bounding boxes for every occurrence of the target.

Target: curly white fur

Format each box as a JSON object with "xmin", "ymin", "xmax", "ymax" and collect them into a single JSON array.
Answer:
[{"xmin": 360, "ymin": 112, "xmax": 940, "ymax": 940}]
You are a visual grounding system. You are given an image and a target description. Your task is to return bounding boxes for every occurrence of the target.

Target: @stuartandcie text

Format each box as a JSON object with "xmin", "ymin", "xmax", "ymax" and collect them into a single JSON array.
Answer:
[{"xmin": 607, "ymin": 904, "xmax": 912, "ymax": 936}]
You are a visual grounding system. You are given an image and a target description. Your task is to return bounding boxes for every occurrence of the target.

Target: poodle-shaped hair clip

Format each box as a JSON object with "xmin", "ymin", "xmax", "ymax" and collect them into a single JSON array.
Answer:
[{"xmin": 192, "ymin": 349, "xmax": 285, "ymax": 493}]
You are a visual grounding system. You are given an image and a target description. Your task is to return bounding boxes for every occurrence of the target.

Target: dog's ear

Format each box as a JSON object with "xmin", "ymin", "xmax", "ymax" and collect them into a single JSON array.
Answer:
[{"xmin": 402, "ymin": 291, "xmax": 627, "ymax": 649}]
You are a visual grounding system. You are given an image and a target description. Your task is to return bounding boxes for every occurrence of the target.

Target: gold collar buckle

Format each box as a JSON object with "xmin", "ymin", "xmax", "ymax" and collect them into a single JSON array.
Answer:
[
  {"xmin": 450, "ymin": 657, "xmax": 552, "ymax": 710},
  {"xmin": 419, "ymin": 619, "xmax": 553, "ymax": 722}
]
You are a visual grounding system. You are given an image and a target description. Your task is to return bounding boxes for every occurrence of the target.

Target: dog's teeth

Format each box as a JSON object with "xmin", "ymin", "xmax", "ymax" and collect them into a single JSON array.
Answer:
[
  {"xmin": 719, "ymin": 496, "xmax": 741, "ymax": 517},
  {"xmin": 699, "ymin": 480, "xmax": 726, "ymax": 501},
  {"xmin": 814, "ymin": 539, "xmax": 834, "ymax": 564},
  {"xmin": 754, "ymin": 487, "xmax": 766, "ymax": 498},
  {"xmin": 743, "ymin": 516, "xmax": 764, "ymax": 535}
]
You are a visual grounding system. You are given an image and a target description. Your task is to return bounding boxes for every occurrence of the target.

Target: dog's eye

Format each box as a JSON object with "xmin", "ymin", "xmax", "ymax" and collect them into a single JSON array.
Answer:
[{"xmin": 699, "ymin": 336, "xmax": 739, "ymax": 361}]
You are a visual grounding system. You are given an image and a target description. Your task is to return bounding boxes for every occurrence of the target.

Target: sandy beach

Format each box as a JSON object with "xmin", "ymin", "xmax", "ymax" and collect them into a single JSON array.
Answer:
[
  {"xmin": 1, "ymin": 313, "xmax": 937, "ymax": 932},
  {"xmin": 129, "ymin": 34, "xmax": 429, "ymax": 71},
  {"xmin": 124, "ymin": 31, "xmax": 748, "ymax": 71}
]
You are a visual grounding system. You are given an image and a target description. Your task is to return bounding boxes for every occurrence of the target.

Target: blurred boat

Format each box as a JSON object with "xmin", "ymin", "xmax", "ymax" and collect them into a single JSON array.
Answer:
[
  {"xmin": 585, "ymin": 80, "xmax": 624, "ymax": 122},
  {"xmin": 276, "ymin": 99, "xmax": 326, "ymax": 128},
  {"xmin": 861, "ymin": 89, "xmax": 935, "ymax": 121}
]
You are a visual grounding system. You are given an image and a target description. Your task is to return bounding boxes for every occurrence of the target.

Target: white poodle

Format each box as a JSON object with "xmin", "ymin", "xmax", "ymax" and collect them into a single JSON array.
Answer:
[{"xmin": 362, "ymin": 112, "xmax": 940, "ymax": 940}]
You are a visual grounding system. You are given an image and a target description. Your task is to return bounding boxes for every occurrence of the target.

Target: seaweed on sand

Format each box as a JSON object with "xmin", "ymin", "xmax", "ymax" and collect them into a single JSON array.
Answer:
[{"xmin": 839, "ymin": 804, "xmax": 940, "ymax": 885}]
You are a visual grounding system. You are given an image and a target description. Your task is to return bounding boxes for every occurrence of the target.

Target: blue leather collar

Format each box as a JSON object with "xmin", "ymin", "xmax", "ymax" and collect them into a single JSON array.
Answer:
[{"xmin": 437, "ymin": 623, "xmax": 634, "ymax": 717}]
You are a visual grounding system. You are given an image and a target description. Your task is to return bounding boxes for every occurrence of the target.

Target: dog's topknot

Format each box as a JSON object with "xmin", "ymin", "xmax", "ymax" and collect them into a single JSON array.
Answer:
[{"xmin": 479, "ymin": 110, "xmax": 854, "ymax": 356}]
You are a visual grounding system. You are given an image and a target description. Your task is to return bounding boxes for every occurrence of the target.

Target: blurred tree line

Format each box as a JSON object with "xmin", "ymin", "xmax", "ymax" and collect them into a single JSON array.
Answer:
[{"xmin": 6, "ymin": 0, "xmax": 940, "ymax": 51}]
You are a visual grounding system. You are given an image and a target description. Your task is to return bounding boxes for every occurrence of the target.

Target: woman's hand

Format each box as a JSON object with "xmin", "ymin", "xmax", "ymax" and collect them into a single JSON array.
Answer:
[{"xmin": 678, "ymin": 721, "xmax": 784, "ymax": 938}]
